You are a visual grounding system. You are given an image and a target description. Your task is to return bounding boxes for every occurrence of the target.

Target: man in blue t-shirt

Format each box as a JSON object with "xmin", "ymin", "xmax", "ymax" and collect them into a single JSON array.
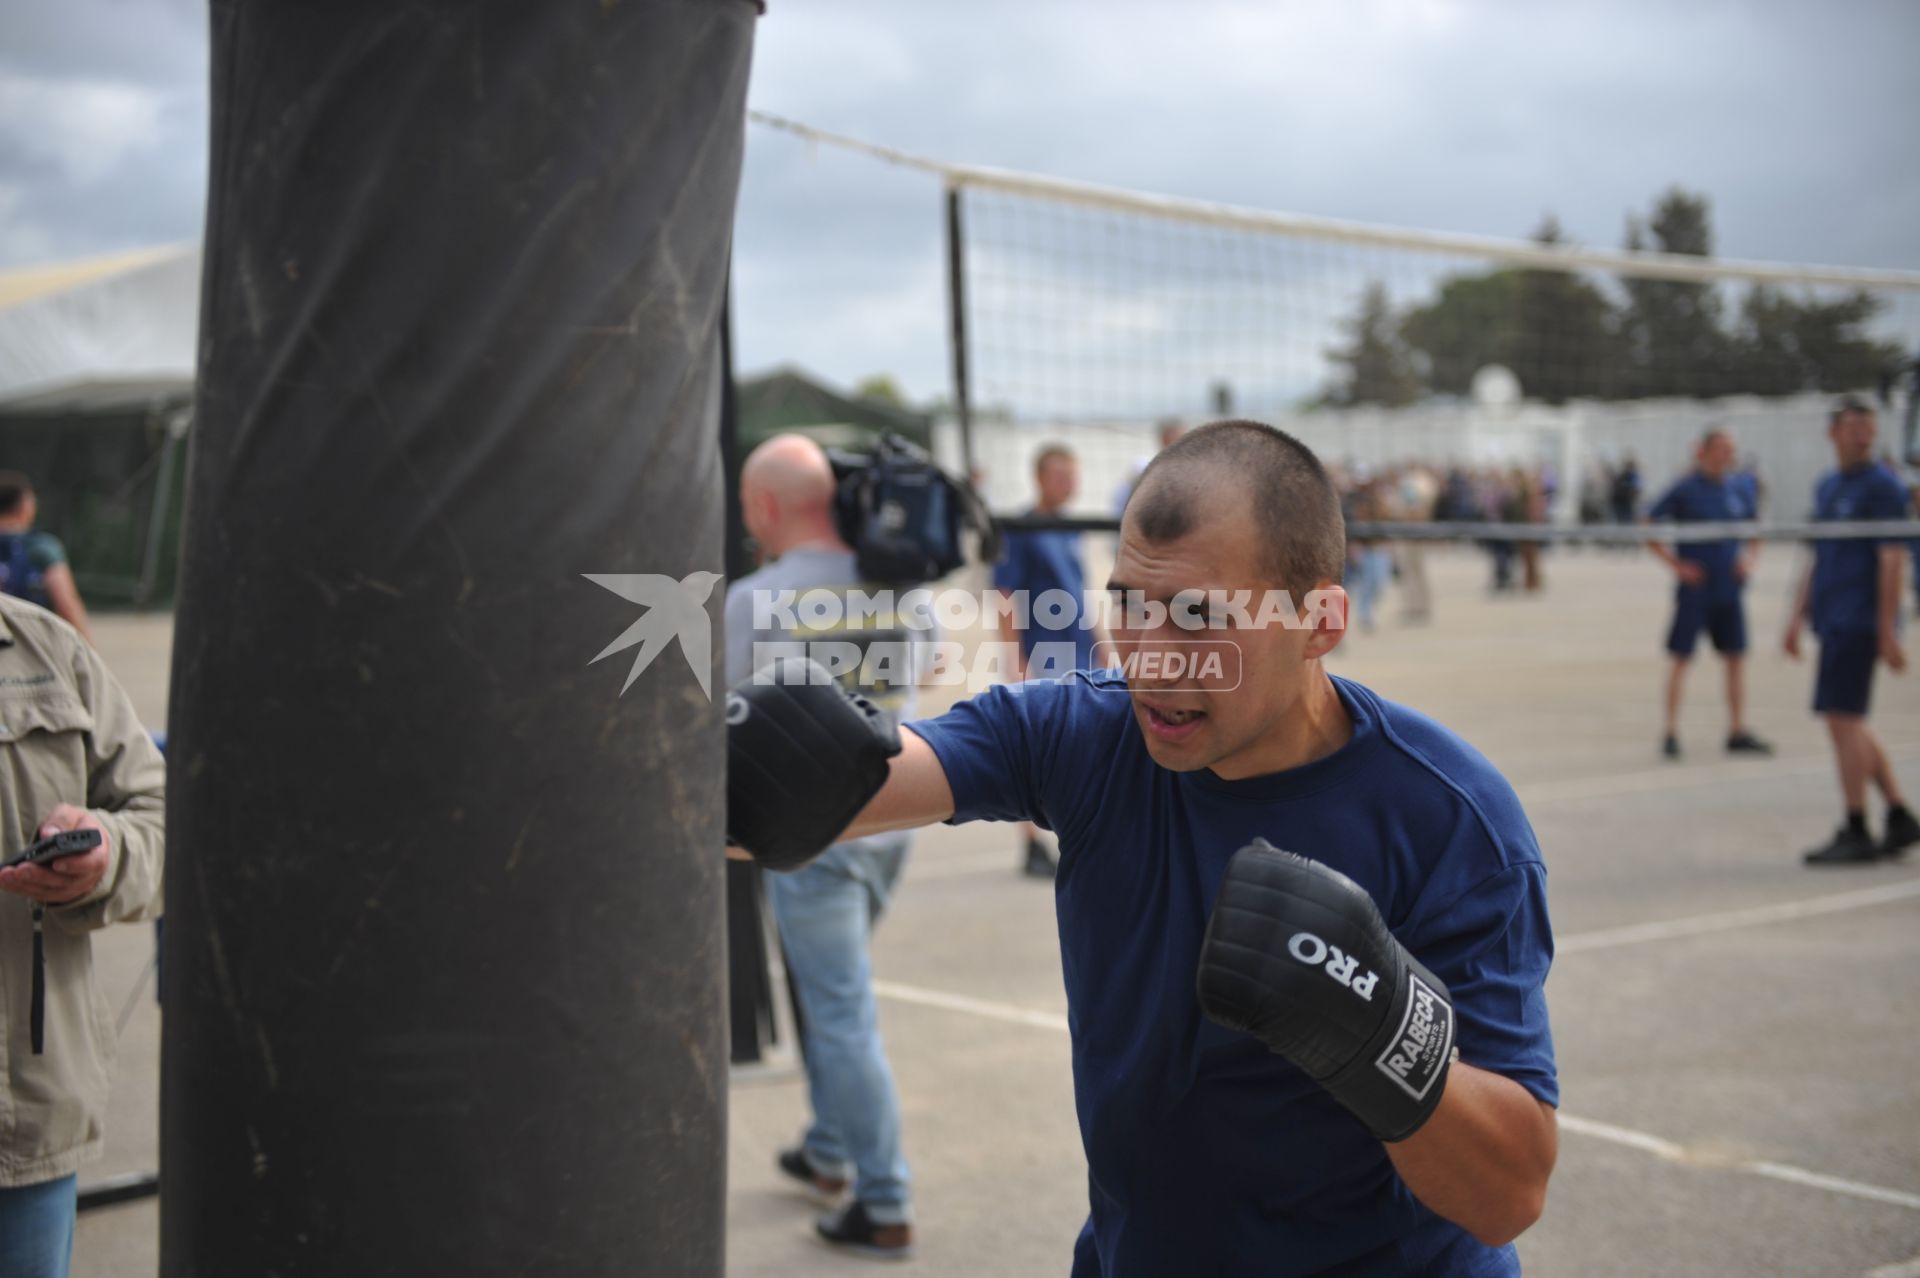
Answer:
[
  {"xmin": 1644, "ymin": 428, "xmax": 1771, "ymax": 760},
  {"xmin": 1783, "ymin": 398, "xmax": 1919, "ymax": 864},
  {"xmin": 0, "ymin": 472, "xmax": 93, "ymax": 644},
  {"xmin": 994, "ymin": 443, "xmax": 1103, "ymax": 878},
  {"xmin": 730, "ymin": 420, "xmax": 1558, "ymax": 1276}
]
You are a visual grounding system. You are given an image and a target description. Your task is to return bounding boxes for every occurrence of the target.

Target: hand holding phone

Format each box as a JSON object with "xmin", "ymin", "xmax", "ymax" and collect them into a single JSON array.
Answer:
[
  {"xmin": 2, "ymin": 828, "xmax": 103, "ymax": 871},
  {"xmin": 1, "ymin": 806, "xmax": 112, "ymax": 906}
]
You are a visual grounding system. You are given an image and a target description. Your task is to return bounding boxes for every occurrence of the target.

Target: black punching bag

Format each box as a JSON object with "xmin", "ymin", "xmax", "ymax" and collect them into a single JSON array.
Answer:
[{"xmin": 162, "ymin": 3, "xmax": 757, "ymax": 1273}]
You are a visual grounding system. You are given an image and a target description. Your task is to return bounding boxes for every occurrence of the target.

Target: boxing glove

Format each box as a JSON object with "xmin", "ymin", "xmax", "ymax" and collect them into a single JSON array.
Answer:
[
  {"xmin": 1197, "ymin": 839, "xmax": 1456, "ymax": 1142},
  {"xmin": 725, "ymin": 657, "xmax": 901, "ymax": 871}
]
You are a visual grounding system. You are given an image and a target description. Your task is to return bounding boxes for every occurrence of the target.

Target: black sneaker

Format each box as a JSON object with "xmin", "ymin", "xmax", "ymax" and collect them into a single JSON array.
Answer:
[
  {"xmin": 1725, "ymin": 730, "xmax": 1773, "ymax": 756},
  {"xmin": 1023, "ymin": 838, "xmax": 1058, "ymax": 879},
  {"xmin": 815, "ymin": 1201, "xmax": 913, "ymax": 1260},
  {"xmin": 1881, "ymin": 808, "xmax": 1920, "ymax": 860},
  {"xmin": 778, "ymin": 1148, "xmax": 847, "ymax": 1208},
  {"xmin": 1804, "ymin": 827, "xmax": 1880, "ymax": 866},
  {"xmin": 1661, "ymin": 733, "xmax": 1680, "ymax": 760}
]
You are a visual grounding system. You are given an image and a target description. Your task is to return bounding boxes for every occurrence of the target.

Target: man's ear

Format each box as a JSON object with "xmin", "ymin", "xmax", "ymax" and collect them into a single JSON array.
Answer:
[
  {"xmin": 742, "ymin": 488, "xmax": 775, "ymax": 540},
  {"xmin": 1301, "ymin": 583, "xmax": 1348, "ymax": 661}
]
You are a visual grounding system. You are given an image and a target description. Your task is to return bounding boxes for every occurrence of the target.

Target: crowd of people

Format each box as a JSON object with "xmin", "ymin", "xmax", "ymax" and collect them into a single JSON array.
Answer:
[{"xmin": 1330, "ymin": 460, "xmax": 1558, "ymax": 616}]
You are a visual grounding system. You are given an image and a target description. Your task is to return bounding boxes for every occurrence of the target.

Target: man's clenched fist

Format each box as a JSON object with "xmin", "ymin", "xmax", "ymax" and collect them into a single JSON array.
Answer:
[
  {"xmin": 726, "ymin": 657, "xmax": 900, "ymax": 871},
  {"xmin": 1197, "ymin": 839, "xmax": 1456, "ymax": 1142}
]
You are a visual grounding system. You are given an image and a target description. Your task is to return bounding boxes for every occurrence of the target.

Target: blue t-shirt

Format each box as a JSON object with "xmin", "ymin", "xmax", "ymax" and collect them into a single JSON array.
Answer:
[
  {"xmin": 1647, "ymin": 471, "xmax": 1752, "ymax": 600},
  {"xmin": 1810, "ymin": 464, "xmax": 1910, "ymax": 635},
  {"xmin": 992, "ymin": 520, "xmax": 1099, "ymax": 672},
  {"xmin": 911, "ymin": 671, "xmax": 1557, "ymax": 1278},
  {"xmin": 0, "ymin": 530, "xmax": 66, "ymax": 608}
]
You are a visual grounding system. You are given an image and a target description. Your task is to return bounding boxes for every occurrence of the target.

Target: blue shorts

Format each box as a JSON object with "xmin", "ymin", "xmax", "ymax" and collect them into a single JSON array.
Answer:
[
  {"xmin": 1814, "ymin": 630, "xmax": 1878, "ymax": 716},
  {"xmin": 1667, "ymin": 590, "xmax": 1746, "ymax": 658}
]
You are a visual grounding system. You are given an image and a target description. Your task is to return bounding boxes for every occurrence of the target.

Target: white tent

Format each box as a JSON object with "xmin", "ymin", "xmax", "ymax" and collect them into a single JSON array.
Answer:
[
  {"xmin": 0, "ymin": 244, "xmax": 200, "ymax": 605},
  {"xmin": 0, "ymin": 243, "xmax": 200, "ymax": 413}
]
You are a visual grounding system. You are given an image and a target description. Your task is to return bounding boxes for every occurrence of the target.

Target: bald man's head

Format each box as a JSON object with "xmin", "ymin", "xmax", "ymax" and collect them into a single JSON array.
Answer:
[{"xmin": 740, "ymin": 433, "xmax": 846, "ymax": 558}]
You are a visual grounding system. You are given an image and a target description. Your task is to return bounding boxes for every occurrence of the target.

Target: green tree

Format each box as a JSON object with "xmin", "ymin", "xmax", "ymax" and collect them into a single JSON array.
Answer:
[
  {"xmin": 1330, "ymin": 188, "xmax": 1906, "ymax": 407},
  {"xmin": 1729, "ymin": 286, "xmax": 1905, "ymax": 394},
  {"xmin": 1620, "ymin": 188, "xmax": 1733, "ymax": 398},
  {"xmin": 1509, "ymin": 216, "xmax": 1627, "ymax": 402},
  {"xmin": 1395, "ymin": 217, "xmax": 1625, "ymax": 403},
  {"xmin": 1398, "ymin": 271, "xmax": 1519, "ymax": 398},
  {"xmin": 854, "ymin": 374, "xmax": 907, "ymax": 408},
  {"xmin": 1325, "ymin": 282, "xmax": 1421, "ymax": 406}
]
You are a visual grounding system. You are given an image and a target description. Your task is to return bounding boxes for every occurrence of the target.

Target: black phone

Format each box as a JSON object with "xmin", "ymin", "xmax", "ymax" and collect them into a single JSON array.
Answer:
[{"xmin": 1, "ymin": 829, "xmax": 103, "ymax": 871}]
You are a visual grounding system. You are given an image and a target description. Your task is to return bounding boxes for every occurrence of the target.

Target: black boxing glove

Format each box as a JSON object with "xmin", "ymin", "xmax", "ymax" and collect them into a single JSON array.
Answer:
[
  {"xmin": 1197, "ymin": 839, "xmax": 1457, "ymax": 1142},
  {"xmin": 725, "ymin": 657, "xmax": 901, "ymax": 871}
]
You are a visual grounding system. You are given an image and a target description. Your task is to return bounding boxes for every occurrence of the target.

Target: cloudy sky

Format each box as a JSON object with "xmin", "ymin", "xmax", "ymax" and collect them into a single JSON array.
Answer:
[{"xmin": 3, "ymin": 0, "xmax": 1916, "ymax": 405}]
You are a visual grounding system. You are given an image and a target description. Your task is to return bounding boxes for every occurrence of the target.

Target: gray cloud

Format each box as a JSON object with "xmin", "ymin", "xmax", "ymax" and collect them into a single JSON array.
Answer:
[
  {"xmin": 2, "ymin": 0, "xmax": 1914, "ymax": 405},
  {"xmin": 0, "ymin": 0, "xmax": 202, "ymax": 84},
  {"xmin": 734, "ymin": 0, "xmax": 1920, "ymax": 400},
  {"xmin": 0, "ymin": 0, "xmax": 205, "ymax": 262}
]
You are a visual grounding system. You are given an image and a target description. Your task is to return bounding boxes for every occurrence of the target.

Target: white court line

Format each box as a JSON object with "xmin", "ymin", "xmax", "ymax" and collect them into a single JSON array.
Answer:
[
  {"xmin": 1554, "ymin": 1118, "xmax": 1920, "ymax": 1213},
  {"xmin": 1549, "ymin": 1113, "xmax": 1682, "ymax": 1159},
  {"xmin": 913, "ymin": 850, "xmax": 1920, "ymax": 948},
  {"xmin": 1509, "ymin": 753, "xmax": 1895, "ymax": 807},
  {"xmin": 1741, "ymin": 1161, "xmax": 1920, "ymax": 1213},
  {"xmin": 1865, "ymin": 1254, "xmax": 1920, "ymax": 1278},
  {"xmin": 1558, "ymin": 879, "xmax": 1920, "ymax": 954},
  {"xmin": 872, "ymin": 979, "xmax": 1070, "ymax": 1032},
  {"xmin": 872, "ymin": 979, "xmax": 1920, "ymax": 1215}
]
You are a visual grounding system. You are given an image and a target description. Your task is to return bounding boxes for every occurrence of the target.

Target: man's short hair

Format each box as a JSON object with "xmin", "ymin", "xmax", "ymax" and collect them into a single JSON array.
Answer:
[
  {"xmin": 0, "ymin": 471, "xmax": 32, "ymax": 518},
  {"xmin": 1699, "ymin": 425, "xmax": 1730, "ymax": 450},
  {"xmin": 1124, "ymin": 419, "xmax": 1345, "ymax": 589},
  {"xmin": 1034, "ymin": 443, "xmax": 1075, "ymax": 474},
  {"xmin": 1831, "ymin": 395, "xmax": 1876, "ymax": 425}
]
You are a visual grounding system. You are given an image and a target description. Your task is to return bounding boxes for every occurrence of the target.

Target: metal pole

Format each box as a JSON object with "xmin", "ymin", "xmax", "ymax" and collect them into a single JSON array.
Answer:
[
  {"xmin": 1903, "ymin": 345, "xmax": 1919, "ymax": 464},
  {"xmin": 134, "ymin": 405, "xmax": 188, "ymax": 607},
  {"xmin": 945, "ymin": 184, "xmax": 976, "ymax": 480}
]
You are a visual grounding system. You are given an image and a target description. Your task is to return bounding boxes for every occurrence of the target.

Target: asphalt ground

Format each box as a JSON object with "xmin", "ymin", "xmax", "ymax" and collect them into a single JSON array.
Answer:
[{"xmin": 69, "ymin": 546, "xmax": 1920, "ymax": 1276}]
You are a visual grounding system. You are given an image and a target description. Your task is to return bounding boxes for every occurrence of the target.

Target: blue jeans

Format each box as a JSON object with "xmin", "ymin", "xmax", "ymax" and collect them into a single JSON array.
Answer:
[
  {"xmin": 1349, "ymin": 547, "xmax": 1392, "ymax": 628},
  {"xmin": 0, "ymin": 1175, "xmax": 76, "ymax": 1278},
  {"xmin": 767, "ymin": 834, "xmax": 912, "ymax": 1224}
]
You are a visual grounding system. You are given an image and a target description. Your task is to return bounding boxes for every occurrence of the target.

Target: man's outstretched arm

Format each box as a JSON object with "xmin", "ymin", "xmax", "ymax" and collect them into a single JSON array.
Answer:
[
  {"xmin": 841, "ymin": 729, "xmax": 957, "ymax": 838},
  {"xmin": 725, "ymin": 659, "xmax": 955, "ymax": 869}
]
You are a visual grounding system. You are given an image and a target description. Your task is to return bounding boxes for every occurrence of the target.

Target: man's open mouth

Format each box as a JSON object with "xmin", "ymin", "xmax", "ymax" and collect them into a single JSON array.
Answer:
[{"xmin": 1141, "ymin": 702, "xmax": 1207, "ymax": 739}]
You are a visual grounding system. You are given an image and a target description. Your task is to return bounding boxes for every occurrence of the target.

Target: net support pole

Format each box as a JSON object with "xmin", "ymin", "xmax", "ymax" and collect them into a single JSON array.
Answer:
[
  {"xmin": 1903, "ymin": 344, "xmax": 1920, "ymax": 463},
  {"xmin": 1554, "ymin": 412, "xmax": 1583, "ymax": 527},
  {"xmin": 945, "ymin": 184, "xmax": 977, "ymax": 481},
  {"xmin": 162, "ymin": 3, "xmax": 756, "ymax": 1273},
  {"xmin": 134, "ymin": 406, "xmax": 185, "ymax": 607}
]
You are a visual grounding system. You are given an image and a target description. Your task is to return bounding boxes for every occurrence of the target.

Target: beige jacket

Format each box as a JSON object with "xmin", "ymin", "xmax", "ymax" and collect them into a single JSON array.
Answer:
[{"xmin": 0, "ymin": 594, "xmax": 165, "ymax": 1186}]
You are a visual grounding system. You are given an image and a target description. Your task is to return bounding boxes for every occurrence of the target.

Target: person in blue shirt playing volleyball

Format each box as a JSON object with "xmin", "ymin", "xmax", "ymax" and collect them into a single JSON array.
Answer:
[
  {"xmin": 1784, "ymin": 397, "xmax": 1919, "ymax": 864},
  {"xmin": 1644, "ymin": 427, "xmax": 1772, "ymax": 760}
]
